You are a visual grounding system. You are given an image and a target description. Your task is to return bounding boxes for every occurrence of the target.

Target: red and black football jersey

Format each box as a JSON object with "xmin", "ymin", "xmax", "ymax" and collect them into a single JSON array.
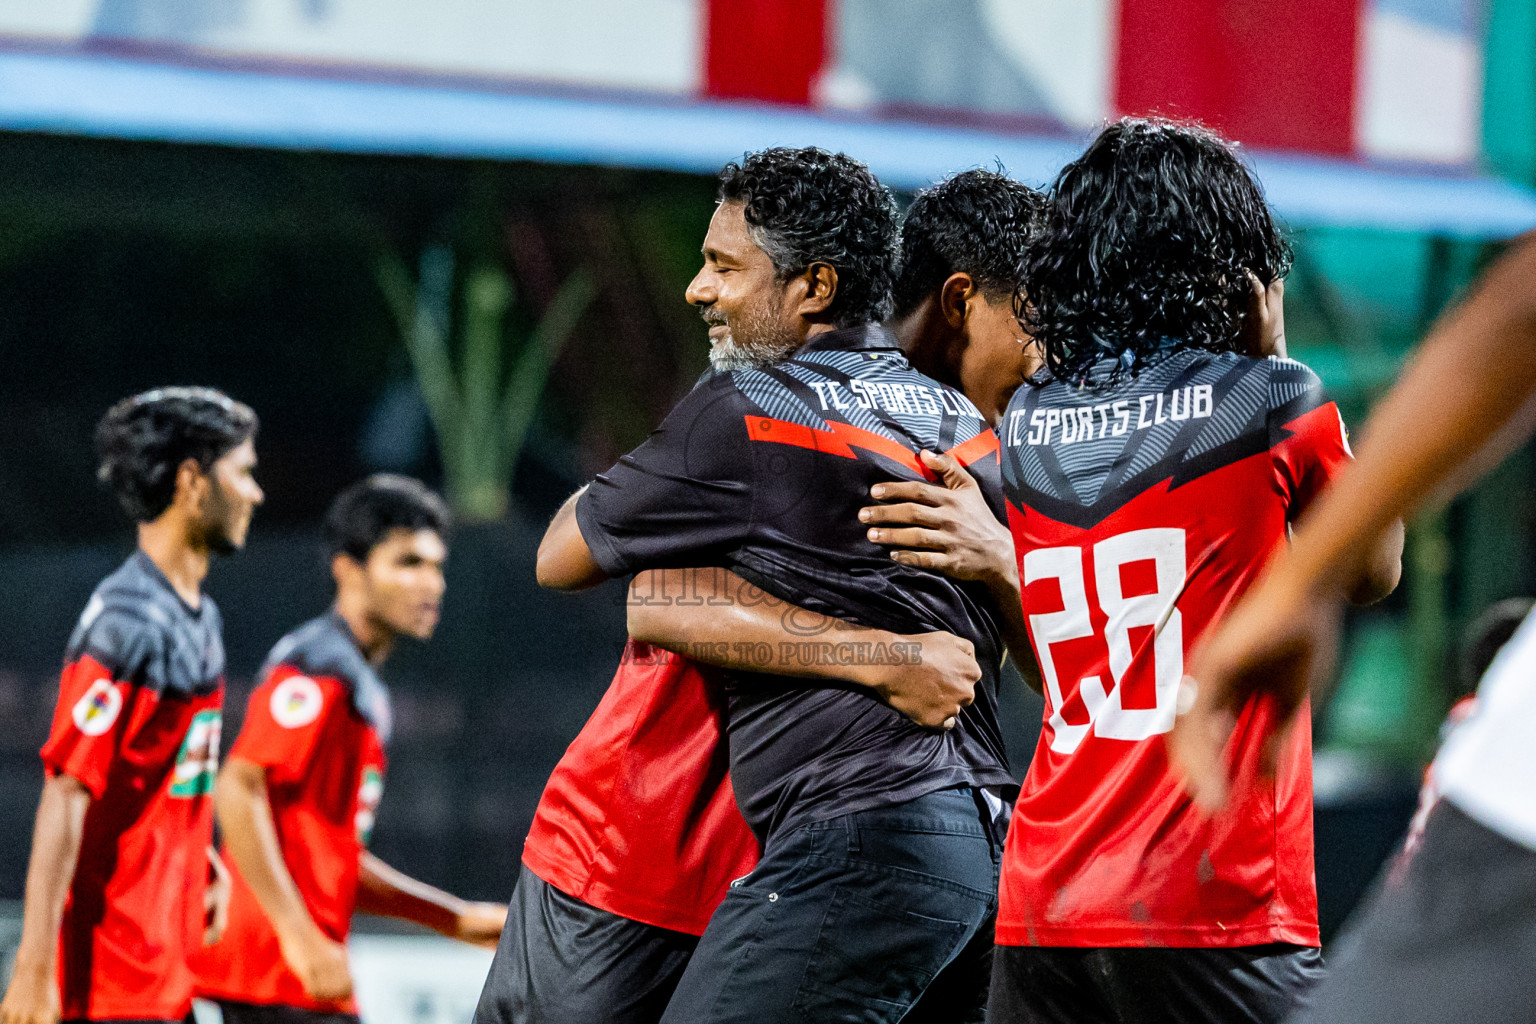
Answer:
[
  {"xmin": 40, "ymin": 551, "xmax": 225, "ymax": 1021},
  {"xmin": 195, "ymin": 613, "xmax": 390, "ymax": 1014},
  {"xmin": 576, "ymin": 324, "xmax": 1014, "ymax": 842},
  {"xmin": 997, "ymin": 351, "xmax": 1350, "ymax": 948},
  {"xmin": 521, "ymin": 642, "xmax": 759, "ymax": 937}
]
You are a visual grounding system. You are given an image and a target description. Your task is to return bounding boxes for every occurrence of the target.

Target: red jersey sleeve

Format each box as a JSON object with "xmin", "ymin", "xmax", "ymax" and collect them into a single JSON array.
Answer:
[
  {"xmin": 39, "ymin": 655, "xmax": 135, "ymax": 798},
  {"xmin": 229, "ymin": 667, "xmax": 344, "ymax": 784},
  {"xmin": 1268, "ymin": 361, "xmax": 1352, "ymax": 521}
]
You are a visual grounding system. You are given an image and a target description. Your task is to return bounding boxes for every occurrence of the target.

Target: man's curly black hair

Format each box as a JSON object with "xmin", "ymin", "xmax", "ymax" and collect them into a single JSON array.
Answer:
[
  {"xmin": 95, "ymin": 386, "xmax": 258, "ymax": 522},
  {"xmin": 718, "ymin": 146, "xmax": 899, "ymax": 327},
  {"xmin": 326, "ymin": 474, "xmax": 452, "ymax": 563},
  {"xmin": 893, "ymin": 167, "xmax": 1046, "ymax": 318},
  {"xmin": 1020, "ymin": 118, "xmax": 1292, "ymax": 385}
]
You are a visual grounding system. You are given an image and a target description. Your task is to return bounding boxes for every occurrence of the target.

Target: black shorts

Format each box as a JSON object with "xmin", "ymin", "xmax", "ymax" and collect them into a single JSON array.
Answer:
[
  {"xmin": 988, "ymin": 943, "xmax": 1324, "ymax": 1024},
  {"xmin": 212, "ymin": 1003, "xmax": 358, "ymax": 1024},
  {"xmin": 1292, "ymin": 799, "xmax": 1536, "ymax": 1024},
  {"xmin": 658, "ymin": 786, "xmax": 1003, "ymax": 1024},
  {"xmin": 473, "ymin": 863, "xmax": 698, "ymax": 1024}
]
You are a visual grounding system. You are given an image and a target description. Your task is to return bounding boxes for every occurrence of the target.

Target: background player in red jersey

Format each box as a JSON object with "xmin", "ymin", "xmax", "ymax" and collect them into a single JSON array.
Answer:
[
  {"xmin": 1170, "ymin": 233, "xmax": 1536, "ymax": 1024},
  {"xmin": 197, "ymin": 475, "xmax": 505, "ymax": 1024},
  {"xmin": 986, "ymin": 120, "xmax": 1403, "ymax": 1024},
  {"xmin": 1, "ymin": 387, "xmax": 261, "ymax": 1024}
]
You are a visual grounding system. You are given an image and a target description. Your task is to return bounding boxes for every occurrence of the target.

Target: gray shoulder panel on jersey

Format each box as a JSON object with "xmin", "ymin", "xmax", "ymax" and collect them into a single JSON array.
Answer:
[
  {"xmin": 726, "ymin": 358, "xmax": 808, "ymax": 422},
  {"xmin": 732, "ymin": 349, "xmax": 989, "ymax": 447},
  {"xmin": 1266, "ymin": 356, "xmax": 1323, "ymax": 410},
  {"xmin": 262, "ymin": 614, "xmax": 392, "ymax": 742},
  {"xmin": 65, "ymin": 597, "xmax": 162, "ymax": 684},
  {"xmin": 1002, "ymin": 350, "xmax": 1286, "ymax": 527},
  {"xmin": 1184, "ymin": 360, "xmax": 1268, "ymax": 460},
  {"xmin": 1264, "ymin": 356, "xmax": 1330, "ymax": 445},
  {"xmin": 65, "ymin": 554, "xmax": 224, "ymax": 696}
]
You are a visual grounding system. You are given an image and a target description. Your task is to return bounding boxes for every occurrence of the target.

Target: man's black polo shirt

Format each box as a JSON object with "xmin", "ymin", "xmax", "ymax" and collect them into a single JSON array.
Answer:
[{"xmin": 576, "ymin": 324, "xmax": 1014, "ymax": 840}]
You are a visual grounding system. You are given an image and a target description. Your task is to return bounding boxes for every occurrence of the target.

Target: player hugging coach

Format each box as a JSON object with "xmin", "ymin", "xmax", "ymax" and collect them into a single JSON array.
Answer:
[{"xmin": 988, "ymin": 119, "xmax": 1404, "ymax": 1024}]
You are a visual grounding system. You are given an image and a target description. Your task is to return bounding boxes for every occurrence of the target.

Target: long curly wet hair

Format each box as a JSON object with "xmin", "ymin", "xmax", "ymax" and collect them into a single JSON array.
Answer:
[
  {"xmin": 1019, "ymin": 118, "xmax": 1292, "ymax": 386},
  {"xmin": 718, "ymin": 146, "xmax": 900, "ymax": 328}
]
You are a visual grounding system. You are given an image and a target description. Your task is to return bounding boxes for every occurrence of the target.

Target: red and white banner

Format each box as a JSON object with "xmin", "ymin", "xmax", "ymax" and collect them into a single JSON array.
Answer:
[
  {"xmin": 813, "ymin": 0, "xmax": 1483, "ymax": 165},
  {"xmin": 0, "ymin": 0, "xmax": 1484, "ymax": 165}
]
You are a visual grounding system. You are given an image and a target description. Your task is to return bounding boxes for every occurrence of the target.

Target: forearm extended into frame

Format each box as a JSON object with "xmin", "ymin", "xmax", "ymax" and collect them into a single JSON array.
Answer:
[{"xmin": 355, "ymin": 852, "xmax": 463, "ymax": 935}]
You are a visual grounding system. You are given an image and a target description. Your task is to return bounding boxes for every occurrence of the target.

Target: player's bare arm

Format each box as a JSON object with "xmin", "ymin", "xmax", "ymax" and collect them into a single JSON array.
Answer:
[
  {"xmin": 536, "ymin": 485, "xmax": 608, "ymax": 590},
  {"xmin": 355, "ymin": 852, "xmax": 507, "ymax": 947},
  {"xmin": 626, "ymin": 567, "xmax": 981, "ymax": 728},
  {"xmin": 0, "ymin": 774, "xmax": 90, "ymax": 1024},
  {"xmin": 861, "ymin": 447, "xmax": 1042, "ymax": 692},
  {"xmin": 1172, "ymin": 232, "xmax": 1536, "ymax": 811},
  {"xmin": 215, "ymin": 758, "xmax": 353, "ymax": 1002}
]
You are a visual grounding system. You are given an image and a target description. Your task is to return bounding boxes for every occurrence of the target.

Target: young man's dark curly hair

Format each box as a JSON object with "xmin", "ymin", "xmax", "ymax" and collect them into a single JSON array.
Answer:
[
  {"xmin": 1021, "ymin": 118, "xmax": 1292, "ymax": 385},
  {"xmin": 717, "ymin": 146, "xmax": 900, "ymax": 327},
  {"xmin": 325, "ymin": 474, "xmax": 452, "ymax": 565},
  {"xmin": 95, "ymin": 386, "xmax": 259, "ymax": 521},
  {"xmin": 893, "ymin": 167, "xmax": 1046, "ymax": 318}
]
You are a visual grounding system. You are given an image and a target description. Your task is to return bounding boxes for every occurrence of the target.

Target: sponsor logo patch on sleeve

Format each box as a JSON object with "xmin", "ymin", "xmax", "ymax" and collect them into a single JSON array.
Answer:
[
  {"xmin": 270, "ymin": 676, "xmax": 324, "ymax": 729},
  {"xmin": 72, "ymin": 679, "xmax": 123, "ymax": 736}
]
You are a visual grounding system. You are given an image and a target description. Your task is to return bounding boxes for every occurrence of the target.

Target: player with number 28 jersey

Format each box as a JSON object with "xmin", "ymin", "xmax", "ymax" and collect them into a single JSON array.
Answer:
[{"xmin": 997, "ymin": 349, "xmax": 1350, "ymax": 947}]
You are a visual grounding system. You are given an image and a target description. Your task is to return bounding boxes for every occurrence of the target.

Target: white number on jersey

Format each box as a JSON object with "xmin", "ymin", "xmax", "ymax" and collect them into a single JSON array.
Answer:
[{"xmin": 1023, "ymin": 528, "xmax": 1187, "ymax": 755}]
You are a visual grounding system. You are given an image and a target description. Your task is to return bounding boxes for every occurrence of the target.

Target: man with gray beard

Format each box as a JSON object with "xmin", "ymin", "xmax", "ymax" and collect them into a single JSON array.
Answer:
[{"xmin": 527, "ymin": 147, "xmax": 1016, "ymax": 1024}]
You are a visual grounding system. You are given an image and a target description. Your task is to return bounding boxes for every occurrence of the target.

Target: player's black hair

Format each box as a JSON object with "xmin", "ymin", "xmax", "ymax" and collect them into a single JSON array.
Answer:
[
  {"xmin": 717, "ymin": 146, "xmax": 900, "ymax": 328},
  {"xmin": 325, "ymin": 474, "xmax": 451, "ymax": 563},
  {"xmin": 893, "ymin": 167, "xmax": 1046, "ymax": 319},
  {"xmin": 1459, "ymin": 597, "xmax": 1535, "ymax": 699},
  {"xmin": 94, "ymin": 386, "xmax": 258, "ymax": 522},
  {"xmin": 1020, "ymin": 118, "xmax": 1293, "ymax": 385}
]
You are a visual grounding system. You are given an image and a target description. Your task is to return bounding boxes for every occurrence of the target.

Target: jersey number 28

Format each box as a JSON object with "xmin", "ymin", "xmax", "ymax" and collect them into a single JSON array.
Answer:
[{"xmin": 1023, "ymin": 528, "xmax": 1186, "ymax": 755}]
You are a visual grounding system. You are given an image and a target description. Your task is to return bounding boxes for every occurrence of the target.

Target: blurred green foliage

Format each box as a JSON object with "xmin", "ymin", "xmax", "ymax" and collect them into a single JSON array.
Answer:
[{"xmin": 376, "ymin": 245, "xmax": 595, "ymax": 521}]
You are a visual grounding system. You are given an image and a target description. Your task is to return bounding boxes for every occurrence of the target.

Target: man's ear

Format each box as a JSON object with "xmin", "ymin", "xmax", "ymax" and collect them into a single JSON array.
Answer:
[
  {"xmin": 173, "ymin": 457, "xmax": 207, "ymax": 512},
  {"xmin": 332, "ymin": 551, "xmax": 365, "ymax": 592},
  {"xmin": 939, "ymin": 272, "xmax": 976, "ymax": 329},
  {"xmin": 796, "ymin": 262, "xmax": 839, "ymax": 318}
]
